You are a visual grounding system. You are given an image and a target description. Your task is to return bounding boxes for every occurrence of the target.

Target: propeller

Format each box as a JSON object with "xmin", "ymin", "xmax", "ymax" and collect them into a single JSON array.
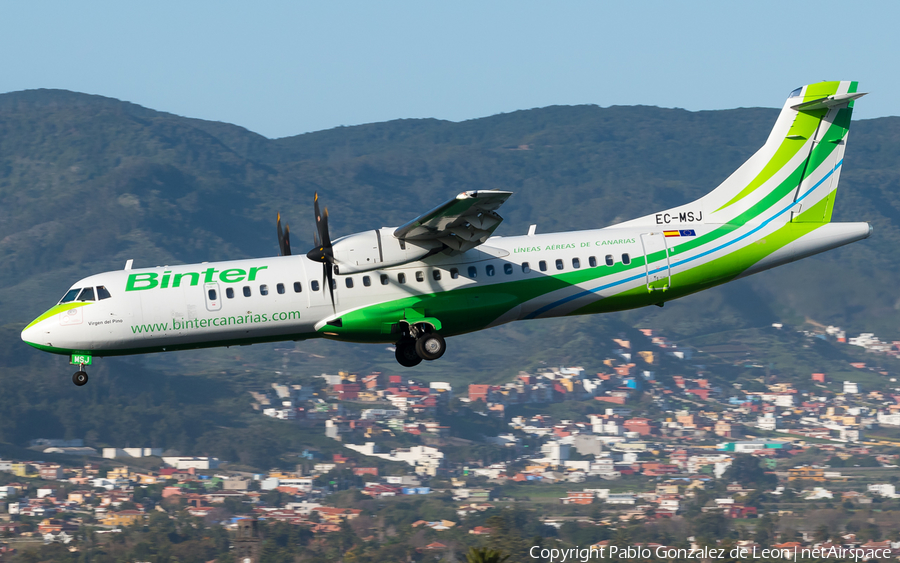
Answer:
[
  {"xmin": 276, "ymin": 213, "xmax": 292, "ymax": 256},
  {"xmin": 306, "ymin": 193, "xmax": 336, "ymax": 312}
]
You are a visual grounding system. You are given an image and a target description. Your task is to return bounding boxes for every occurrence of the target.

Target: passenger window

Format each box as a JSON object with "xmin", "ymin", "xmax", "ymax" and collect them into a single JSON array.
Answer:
[
  {"xmin": 622, "ymin": 253, "xmax": 631, "ymax": 265},
  {"xmin": 450, "ymin": 268, "xmax": 459, "ymax": 279},
  {"xmin": 311, "ymin": 280, "xmax": 320, "ymax": 291},
  {"xmin": 398, "ymin": 273, "xmax": 406, "ymax": 284},
  {"xmin": 330, "ymin": 279, "xmax": 337, "ymax": 290},
  {"xmin": 380, "ymin": 274, "xmax": 389, "ymax": 286},
  {"xmin": 432, "ymin": 270, "xmax": 442, "ymax": 281},
  {"xmin": 572, "ymin": 258, "xmax": 580, "ymax": 269},
  {"xmin": 97, "ymin": 286, "xmax": 112, "ymax": 300},
  {"xmin": 539, "ymin": 261, "xmax": 547, "ymax": 272},
  {"xmin": 277, "ymin": 283, "xmax": 285, "ymax": 294},
  {"xmin": 486, "ymin": 265, "xmax": 495, "ymax": 277},
  {"xmin": 363, "ymin": 276, "xmax": 371, "ymax": 287},
  {"xmin": 345, "ymin": 278, "xmax": 354, "ymax": 289},
  {"xmin": 468, "ymin": 266, "xmax": 477, "ymax": 278},
  {"xmin": 77, "ymin": 288, "xmax": 95, "ymax": 302},
  {"xmin": 589, "ymin": 256, "xmax": 597, "ymax": 268},
  {"xmin": 522, "ymin": 262, "xmax": 531, "ymax": 273},
  {"xmin": 605, "ymin": 255, "xmax": 614, "ymax": 266},
  {"xmin": 293, "ymin": 282, "xmax": 302, "ymax": 293},
  {"xmin": 208, "ymin": 289, "xmax": 217, "ymax": 301},
  {"xmin": 60, "ymin": 289, "xmax": 81, "ymax": 303},
  {"xmin": 226, "ymin": 288, "xmax": 235, "ymax": 299},
  {"xmin": 415, "ymin": 271, "xmax": 424, "ymax": 282},
  {"xmin": 260, "ymin": 284, "xmax": 269, "ymax": 296},
  {"xmin": 243, "ymin": 286, "xmax": 252, "ymax": 297},
  {"xmin": 555, "ymin": 259, "xmax": 564, "ymax": 271},
  {"xmin": 504, "ymin": 264, "xmax": 513, "ymax": 275}
]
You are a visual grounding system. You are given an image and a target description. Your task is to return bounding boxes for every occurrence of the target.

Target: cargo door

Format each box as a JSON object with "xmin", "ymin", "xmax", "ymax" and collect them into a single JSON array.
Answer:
[{"xmin": 640, "ymin": 232, "xmax": 671, "ymax": 292}]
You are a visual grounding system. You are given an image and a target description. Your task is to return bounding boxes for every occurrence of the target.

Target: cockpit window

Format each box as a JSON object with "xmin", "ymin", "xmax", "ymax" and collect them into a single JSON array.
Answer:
[
  {"xmin": 60, "ymin": 288, "xmax": 81, "ymax": 304},
  {"xmin": 77, "ymin": 287, "xmax": 95, "ymax": 302},
  {"xmin": 97, "ymin": 286, "xmax": 112, "ymax": 300},
  {"xmin": 789, "ymin": 87, "xmax": 802, "ymax": 98}
]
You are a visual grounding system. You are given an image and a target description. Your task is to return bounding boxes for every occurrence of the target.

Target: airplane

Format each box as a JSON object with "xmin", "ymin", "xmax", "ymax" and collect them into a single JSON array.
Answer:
[{"xmin": 22, "ymin": 81, "xmax": 871, "ymax": 386}]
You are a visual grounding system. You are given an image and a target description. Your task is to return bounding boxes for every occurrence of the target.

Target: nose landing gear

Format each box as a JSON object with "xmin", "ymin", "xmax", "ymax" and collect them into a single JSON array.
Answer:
[
  {"xmin": 394, "ymin": 322, "xmax": 446, "ymax": 367},
  {"xmin": 69, "ymin": 355, "xmax": 92, "ymax": 386}
]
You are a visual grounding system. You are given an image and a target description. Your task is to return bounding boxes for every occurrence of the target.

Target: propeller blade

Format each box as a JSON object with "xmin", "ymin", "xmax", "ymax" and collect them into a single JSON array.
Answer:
[
  {"xmin": 321, "ymin": 207, "xmax": 331, "ymax": 250},
  {"xmin": 277, "ymin": 213, "xmax": 285, "ymax": 256},
  {"xmin": 309, "ymin": 192, "xmax": 336, "ymax": 312},
  {"xmin": 283, "ymin": 224, "xmax": 291, "ymax": 257},
  {"xmin": 314, "ymin": 193, "xmax": 323, "ymax": 243},
  {"xmin": 324, "ymin": 263, "xmax": 336, "ymax": 313}
]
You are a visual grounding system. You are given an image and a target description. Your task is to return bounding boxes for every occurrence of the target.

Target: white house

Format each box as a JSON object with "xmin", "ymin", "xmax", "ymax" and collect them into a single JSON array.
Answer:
[{"xmin": 162, "ymin": 457, "xmax": 220, "ymax": 470}]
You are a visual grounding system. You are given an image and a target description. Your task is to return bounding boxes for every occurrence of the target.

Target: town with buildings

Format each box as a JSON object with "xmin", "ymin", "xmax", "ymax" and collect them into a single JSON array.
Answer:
[{"xmin": 5, "ymin": 323, "xmax": 900, "ymax": 560}]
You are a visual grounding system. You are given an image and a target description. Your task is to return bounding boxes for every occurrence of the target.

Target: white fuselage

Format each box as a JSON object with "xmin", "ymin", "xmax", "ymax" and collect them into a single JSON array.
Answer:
[{"xmin": 21, "ymin": 218, "xmax": 871, "ymax": 356}]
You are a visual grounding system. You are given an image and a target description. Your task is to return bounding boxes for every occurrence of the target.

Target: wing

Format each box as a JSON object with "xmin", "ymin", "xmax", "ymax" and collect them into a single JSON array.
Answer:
[{"xmin": 393, "ymin": 190, "xmax": 513, "ymax": 253}]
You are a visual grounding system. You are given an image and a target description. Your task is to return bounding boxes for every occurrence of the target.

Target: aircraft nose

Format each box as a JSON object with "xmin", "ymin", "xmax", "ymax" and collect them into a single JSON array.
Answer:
[{"xmin": 21, "ymin": 318, "xmax": 49, "ymax": 349}]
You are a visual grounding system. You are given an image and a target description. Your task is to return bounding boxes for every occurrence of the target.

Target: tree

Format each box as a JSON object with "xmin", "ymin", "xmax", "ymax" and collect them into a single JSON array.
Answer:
[
  {"xmin": 814, "ymin": 524, "xmax": 830, "ymax": 543},
  {"xmin": 754, "ymin": 514, "xmax": 777, "ymax": 547},
  {"xmin": 722, "ymin": 454, "xmax": 777, "ymax": 489},
  {"xmin": 693, "ymin": 512, "xmax": 729, "ymax": 545},
  {"xmin": 466, "ymin": 547, "xmax": 510, "ymax": 563}
]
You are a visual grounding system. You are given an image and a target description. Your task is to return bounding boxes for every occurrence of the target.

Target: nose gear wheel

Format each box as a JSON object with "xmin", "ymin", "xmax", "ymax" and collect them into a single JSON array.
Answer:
[{"xmin": 72, "ymin": 371, "xmax": 88, "ymax": 386}]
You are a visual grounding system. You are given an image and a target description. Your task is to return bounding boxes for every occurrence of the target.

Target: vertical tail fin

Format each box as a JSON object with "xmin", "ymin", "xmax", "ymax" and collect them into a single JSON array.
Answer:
[
  {"xmin": 621, "ymin": 82, "xmax": 864, "ymax": 229},
  {"xmin": 706, "ymin": 81, "xmax": 864, "ymax": 225},
  {"xmin": 709, "ymin": 81, "xmax": 863, "ymax": 225}
]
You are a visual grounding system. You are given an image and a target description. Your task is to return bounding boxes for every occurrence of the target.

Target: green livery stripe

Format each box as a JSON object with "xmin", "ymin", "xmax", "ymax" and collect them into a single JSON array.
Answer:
[
  {"xmin": 793, "ymin": 190, "xmax": 835, "ymax": 223},
  {"xmin": 715, "ymin": 81, "xmax": 844, "ymax": 212},
  {"xmin": 802, "ymin": 81, "xmax": 843, "ymax": 101},
  {"xmin": 23, "ymin": 330, "xmax": 320, "ymax": 357},
  {"xmin": 716, "ymin": 113, "xmax": 821, "ymax": 212},
  {"xmin": 569, "ymin": 219, "xmax": 827, "ymax": 316},
  {"xmin": 24, "ymin": 302, "xmax": 90, "ymax": 330}
]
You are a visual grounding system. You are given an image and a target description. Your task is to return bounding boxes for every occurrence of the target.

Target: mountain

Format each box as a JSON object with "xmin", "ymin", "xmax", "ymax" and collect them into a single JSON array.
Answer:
[{"xmin": 0, "ymin": 89, "xmax": 898, "ymax": 460}]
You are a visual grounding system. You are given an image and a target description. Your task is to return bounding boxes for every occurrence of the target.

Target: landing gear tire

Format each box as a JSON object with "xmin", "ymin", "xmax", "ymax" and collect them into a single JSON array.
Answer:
[
  {"xmin": 415, "ymin": 332, "xmax": 446, "ymax": 361},
  {"xmin": 72, "ymin": 371, "xmax": 88, "ymax": 386},
  {"xmin": 395, "ymin": 340, "xmax": 422, "ymax": 367}
]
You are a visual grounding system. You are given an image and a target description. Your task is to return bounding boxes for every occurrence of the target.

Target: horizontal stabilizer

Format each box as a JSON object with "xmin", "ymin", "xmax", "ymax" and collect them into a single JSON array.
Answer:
[{"xmin": 792, "ymin": 92, "xmax": 866, "ymax": 112}]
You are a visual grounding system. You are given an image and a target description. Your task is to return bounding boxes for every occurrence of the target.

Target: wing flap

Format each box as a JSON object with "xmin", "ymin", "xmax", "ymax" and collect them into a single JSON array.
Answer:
[{"xmin": 393, "ymin": 190, "xmax": 512, "ymax": 253}]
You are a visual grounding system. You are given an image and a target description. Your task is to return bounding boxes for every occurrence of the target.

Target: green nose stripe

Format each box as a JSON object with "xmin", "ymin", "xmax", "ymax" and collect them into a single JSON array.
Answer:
[{"xmin": 25, "ymin": 302, "xmax": 91, "ymax": 330}]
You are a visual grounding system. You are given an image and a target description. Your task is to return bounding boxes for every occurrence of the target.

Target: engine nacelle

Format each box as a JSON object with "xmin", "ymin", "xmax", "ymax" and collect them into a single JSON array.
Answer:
[{"xmin": 331, "ymin": 228, "xmax": 442, "ymax": 274}]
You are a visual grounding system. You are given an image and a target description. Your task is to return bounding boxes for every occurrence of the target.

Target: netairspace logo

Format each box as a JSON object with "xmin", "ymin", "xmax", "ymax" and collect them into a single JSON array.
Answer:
[{"xmin": 528, "ymin": 544, "xmax": 894, "ymax": 562}]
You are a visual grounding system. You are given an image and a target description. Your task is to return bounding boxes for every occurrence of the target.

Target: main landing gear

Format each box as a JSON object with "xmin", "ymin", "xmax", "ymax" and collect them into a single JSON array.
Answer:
[
  {"xmin": 72, "ymin": 364, "xmax": 88, "ymax": 386},
  {"xmin": 394, "ymin": 323, "xmax": 446, "ymax": 367}
]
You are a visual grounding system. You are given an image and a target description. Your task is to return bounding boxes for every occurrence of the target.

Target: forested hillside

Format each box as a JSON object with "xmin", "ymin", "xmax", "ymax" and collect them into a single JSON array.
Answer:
[{"xmin": 1, "ymin": 89, "xmax": 898, "ymax": 459}]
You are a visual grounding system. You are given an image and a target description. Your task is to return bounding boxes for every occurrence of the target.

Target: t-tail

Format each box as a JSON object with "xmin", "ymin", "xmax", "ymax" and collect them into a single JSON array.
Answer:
[{"xmin": 619, "ymin": 81, "xmax": 871, "ymax": 277}]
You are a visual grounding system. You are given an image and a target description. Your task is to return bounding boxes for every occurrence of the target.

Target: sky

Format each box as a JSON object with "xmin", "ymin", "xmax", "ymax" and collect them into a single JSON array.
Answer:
[{"xmin": 1, "ymin": 1, "xmax": 897, "ymax": 139}]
